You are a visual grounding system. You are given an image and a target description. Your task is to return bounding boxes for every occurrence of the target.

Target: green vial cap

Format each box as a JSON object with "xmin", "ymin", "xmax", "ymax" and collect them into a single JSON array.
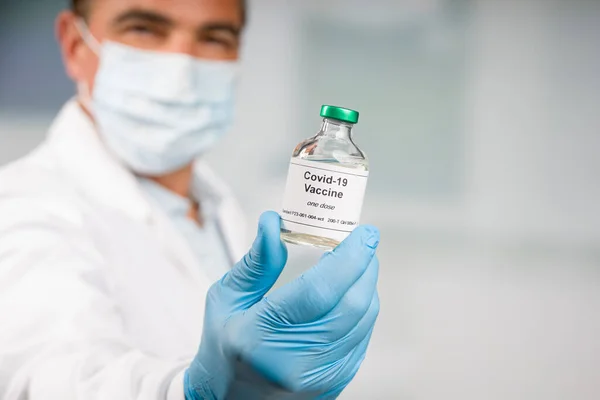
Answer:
[{"xmin": 320, "ymin": 105, "xmax": 359, "ymax": 124}]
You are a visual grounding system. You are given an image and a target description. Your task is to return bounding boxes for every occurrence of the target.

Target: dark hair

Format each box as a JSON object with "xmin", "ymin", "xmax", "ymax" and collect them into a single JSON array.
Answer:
[
  {"xmin": 70, "ymin": 0, "xmax": 90, "ymax": 17},
  {"xmin": 70, "ymin": 0, "xmax": 247, "ymax": 23}
]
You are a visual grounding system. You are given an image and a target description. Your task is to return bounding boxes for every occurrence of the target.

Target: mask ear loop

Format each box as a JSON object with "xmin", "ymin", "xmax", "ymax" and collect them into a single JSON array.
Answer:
[
  {"xmin": 77, "ymin": 81, "xmax": 93, "ymax": 110},
  {"xmin": 73, "ymin": 18, "xmax": 101, "ymax": 111},
  {"xmin": 74, "ymin": 18, "xmax": 102, "ymax": 55}
]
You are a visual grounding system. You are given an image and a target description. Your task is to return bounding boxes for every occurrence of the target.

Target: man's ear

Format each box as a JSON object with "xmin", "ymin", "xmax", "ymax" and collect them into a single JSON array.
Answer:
[{"xmin": 55, "ymin": 11, "xmax": 89, "ymax": 82}]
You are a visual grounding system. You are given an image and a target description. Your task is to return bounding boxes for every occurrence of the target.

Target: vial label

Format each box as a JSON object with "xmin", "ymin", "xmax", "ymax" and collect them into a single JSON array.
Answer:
[{"xmin": 281, "ymin": 159, "xmax": 369, "ymax": 243}]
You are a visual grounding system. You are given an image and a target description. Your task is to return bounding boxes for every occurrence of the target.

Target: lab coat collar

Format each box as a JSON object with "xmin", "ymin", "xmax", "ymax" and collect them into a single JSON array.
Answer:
[
  {"xmin": 46, "ymin": 98, "xmax": 154, "ymax": 223},
  {"xmin": 45, "ymin": 99, "xmax": 235, "ymax": 226}
]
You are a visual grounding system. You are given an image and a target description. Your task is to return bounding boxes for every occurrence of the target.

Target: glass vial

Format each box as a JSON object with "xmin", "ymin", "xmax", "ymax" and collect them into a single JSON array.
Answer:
[{"xmin": 280, "ymin": 105, "xmax": 369, "ymax": 249}]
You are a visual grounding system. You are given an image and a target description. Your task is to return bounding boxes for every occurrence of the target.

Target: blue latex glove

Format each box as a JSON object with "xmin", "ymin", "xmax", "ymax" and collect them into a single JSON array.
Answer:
[{"xmin": 186, "ymin": 211, "xmax": 380, "ymax": 399}]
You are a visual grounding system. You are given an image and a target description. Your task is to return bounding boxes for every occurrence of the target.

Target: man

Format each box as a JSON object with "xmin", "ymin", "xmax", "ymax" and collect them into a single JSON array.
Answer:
[{"xmin": 0, "ymin": 0, "xmax": 380, "ymax": 399}]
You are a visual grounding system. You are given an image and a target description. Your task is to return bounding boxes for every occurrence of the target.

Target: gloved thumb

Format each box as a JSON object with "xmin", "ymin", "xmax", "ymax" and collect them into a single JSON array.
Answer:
[{"xmin": 220, "ymin": 211, "xmax": 288, "ymax": 309}]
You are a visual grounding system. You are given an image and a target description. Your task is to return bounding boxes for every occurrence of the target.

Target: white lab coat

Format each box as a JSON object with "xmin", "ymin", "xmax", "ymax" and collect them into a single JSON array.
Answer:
[{"xmin": 0, "ymin": 100, "xmax": 248, "ymax": 399}]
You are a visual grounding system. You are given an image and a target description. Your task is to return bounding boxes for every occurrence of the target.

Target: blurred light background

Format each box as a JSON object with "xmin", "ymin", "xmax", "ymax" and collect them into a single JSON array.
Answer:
[{"xmin": 1, "ymin": 0, "xmax": 599, "ymax": 399}]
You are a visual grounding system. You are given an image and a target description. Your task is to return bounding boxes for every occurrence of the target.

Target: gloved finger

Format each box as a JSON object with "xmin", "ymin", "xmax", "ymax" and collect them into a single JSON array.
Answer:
[
  {"xmin": 317, "ymin": 325, "xmax": 376, "ymax": 400},
  {"xmin": 317, "ymin": 255, "xmax": 379, "ymax": 341},
  {"xmin": 324, "ymin": 291, "xmax": 380, "ymax": 360},
  {"xmin": 267, "ymin": 225, "xmax": 379, "ymax": 324},
  {"xmin": 220, "ymin": 211, "xmax": 288, "ymax": 308}
]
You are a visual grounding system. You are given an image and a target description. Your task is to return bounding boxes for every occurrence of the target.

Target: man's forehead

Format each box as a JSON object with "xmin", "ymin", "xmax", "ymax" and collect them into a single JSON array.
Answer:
[{"xmin": 90, "ymin": 0, "xmax": 244, "ymax": 26}]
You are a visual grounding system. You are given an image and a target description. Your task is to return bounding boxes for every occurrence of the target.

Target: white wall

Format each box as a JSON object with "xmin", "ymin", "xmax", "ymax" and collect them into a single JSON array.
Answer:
[{"xmin": 465, "ymin": 0, "xmax": 600, "ymax": 246}]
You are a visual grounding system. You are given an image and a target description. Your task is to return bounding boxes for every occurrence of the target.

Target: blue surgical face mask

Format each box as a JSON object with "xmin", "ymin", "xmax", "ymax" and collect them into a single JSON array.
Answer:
[{"xmin": 76, "ymin": 20, "xmax": 239, "ymax": 175}]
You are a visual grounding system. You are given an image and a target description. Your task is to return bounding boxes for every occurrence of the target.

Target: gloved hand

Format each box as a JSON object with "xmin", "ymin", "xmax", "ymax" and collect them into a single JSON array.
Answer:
[{"xmin": 185, "ymin": 211, "xmax": 380, "ymax": 399}]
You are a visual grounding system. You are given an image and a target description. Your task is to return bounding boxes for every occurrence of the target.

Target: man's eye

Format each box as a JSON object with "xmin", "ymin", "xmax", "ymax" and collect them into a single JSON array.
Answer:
[
  {"xmin": 127, "ymin": 25, "xmax": 158, "ymax": 36},
  {"xmin": 206, "ymin": 36, "xmax": 236, "ymax": 49}
]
